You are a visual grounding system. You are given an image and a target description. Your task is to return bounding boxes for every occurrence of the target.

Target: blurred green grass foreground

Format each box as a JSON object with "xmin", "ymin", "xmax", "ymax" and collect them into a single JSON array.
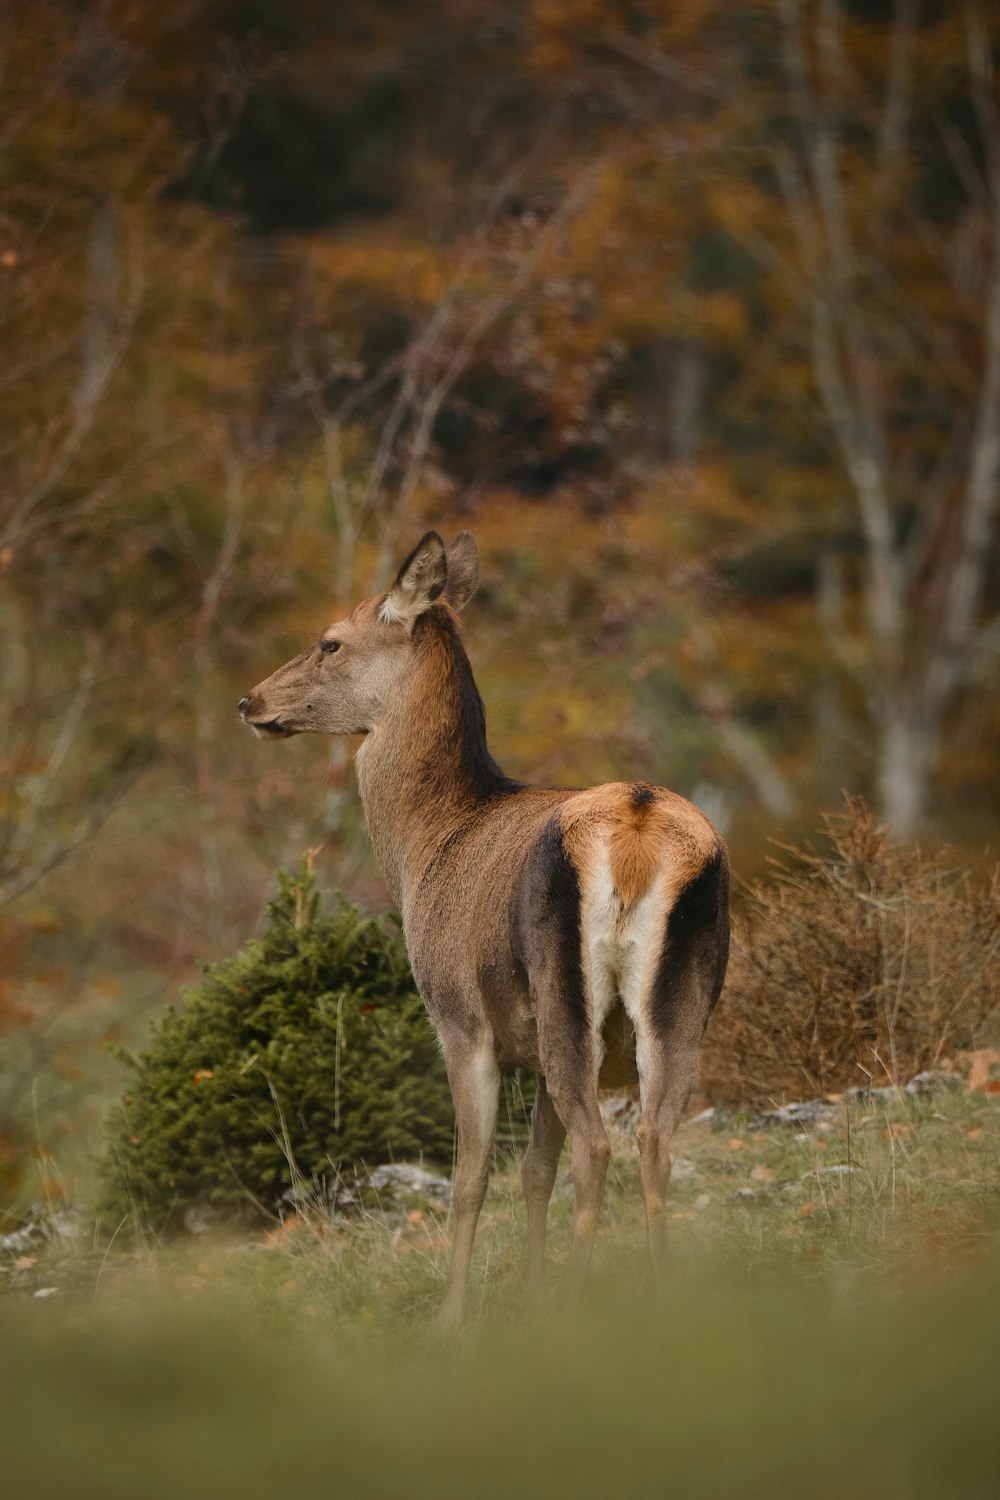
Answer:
[
  {"xmin": 2, "ymin": 1080, "xmax": 999, "ymax": 1500},
  {"xmin": 2, "ymin": 1268, "xmax": 998, "ymax": 1500}
]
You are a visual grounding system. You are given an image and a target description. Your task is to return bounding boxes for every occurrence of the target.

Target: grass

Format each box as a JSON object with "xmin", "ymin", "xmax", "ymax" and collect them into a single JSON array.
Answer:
[{"xmin": 2, "ymin": 1083, "xmax": 999, "ymax": 1498}]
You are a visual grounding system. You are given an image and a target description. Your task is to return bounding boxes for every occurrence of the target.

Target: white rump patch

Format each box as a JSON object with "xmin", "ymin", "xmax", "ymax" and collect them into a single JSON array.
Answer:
[{"xmin": 581, "ymin": 843, "xmax": 669, "ymax": 1084}]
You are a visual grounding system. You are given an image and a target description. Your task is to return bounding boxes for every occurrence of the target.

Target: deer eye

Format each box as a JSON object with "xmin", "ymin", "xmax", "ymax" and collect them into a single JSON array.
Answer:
[{"xmin": 321, "ymin": 639, "xmax": 342, "ymax": 655}]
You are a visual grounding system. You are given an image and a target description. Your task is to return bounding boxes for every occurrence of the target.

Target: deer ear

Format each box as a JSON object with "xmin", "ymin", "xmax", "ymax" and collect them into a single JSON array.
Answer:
[
  {"xmin": 443, "ymin": 531, "xmax": 479, "ymax": 611},
  {"xmin": 380, "ymin": 531, "xmax": 448, "ymax": 626}
]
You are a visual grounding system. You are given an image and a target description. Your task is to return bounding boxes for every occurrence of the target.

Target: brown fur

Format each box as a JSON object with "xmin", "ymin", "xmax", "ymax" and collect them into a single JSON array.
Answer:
[
  {"xmin": 240, "ymin": 532, "xmax": 730, "ymax": 1326},
  {"xmin": 559, "ymin": 782, "xmax": 714, "ymax": 909}
]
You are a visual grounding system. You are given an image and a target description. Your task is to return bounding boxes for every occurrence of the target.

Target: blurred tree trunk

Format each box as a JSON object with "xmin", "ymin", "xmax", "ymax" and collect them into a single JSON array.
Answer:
[{"xmin": 79, "ymin": 199, "xmax": 119, "ymax": 409}]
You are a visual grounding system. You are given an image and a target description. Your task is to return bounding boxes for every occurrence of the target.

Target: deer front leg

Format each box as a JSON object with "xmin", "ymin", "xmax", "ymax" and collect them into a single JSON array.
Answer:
[
  {"xmin": 521, "ymin": 1074, "xmax": 566, "ymax": 1306},
  {"xmin": 439, "ymin": 1032, "xmax": 500, "ymax": 1331}
]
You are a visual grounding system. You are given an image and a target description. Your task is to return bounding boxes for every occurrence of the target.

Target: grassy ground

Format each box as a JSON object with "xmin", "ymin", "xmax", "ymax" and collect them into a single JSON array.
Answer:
[{"xmin": 2, "ymin": 1083, "xmax": 999, "ymax": 1498}]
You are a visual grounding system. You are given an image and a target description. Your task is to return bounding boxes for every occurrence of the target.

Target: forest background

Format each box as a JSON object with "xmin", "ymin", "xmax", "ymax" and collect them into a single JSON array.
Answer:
[{"xmin": 2, "ymin": 0, "xmax": 999, "ymax": 1204}]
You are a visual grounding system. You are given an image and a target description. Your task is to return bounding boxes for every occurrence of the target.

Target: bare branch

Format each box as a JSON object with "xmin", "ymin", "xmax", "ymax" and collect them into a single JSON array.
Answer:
[
  {"xmin": 875, "ymin": 0, "xmax": 916, "ymax": 192},
  {"xmin": 690, "ymin": 626, "xmax": 798, "ymax": 819},
  {"xmin": 596, "ymin": 27, "xmax": 732, "ymax": 106},
  {"xmin": 393, "ymin": 167, "xmax": 599, "ymax": 524},
  {"xmin": 816, "ymin": 548, "xmax": 870, "ymax": 694},
  {"xmin": 2, "ymin": 216, "xmax": 146, "ymax": 550}
]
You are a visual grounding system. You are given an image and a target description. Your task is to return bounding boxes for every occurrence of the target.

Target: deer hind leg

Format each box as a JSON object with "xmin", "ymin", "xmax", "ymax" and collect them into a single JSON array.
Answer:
[
  {"xmin": 629, "ymin": 849, "xmax": 729, "ymax": 1260},
  {"xmin": 635, "ymin": 1035, "xmax": 701, "ymax": 1260},
  {"xmin": 521, "ymin": 1074, "xmax": 567, "ymax": 1305},
  {"xmin": 540, "ymin": 1048, "xmax": 611, "ymax": 1299},
  {"xmin": 537, "ymin": 940, "xmax": 615, "ymax": 1299},
  {"xmin": 439, "ymin": 1029, "xmax": 500, "ymax": 1330},
  {"xmin": 515, "ymin": 818, "xmax": 612, "ymax": 1301}
]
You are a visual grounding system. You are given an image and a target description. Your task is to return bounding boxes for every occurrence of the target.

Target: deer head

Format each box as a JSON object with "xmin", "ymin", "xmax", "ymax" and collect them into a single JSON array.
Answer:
[{"xmin": 239, "ymin": 531, "xmax": 479, "ymax": 739}]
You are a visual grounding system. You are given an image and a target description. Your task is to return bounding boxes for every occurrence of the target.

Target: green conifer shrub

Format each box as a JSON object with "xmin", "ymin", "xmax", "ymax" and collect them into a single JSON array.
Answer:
[{"xmin": 101, "ymin": 865, "xmax": 457, "ymax": 1228}]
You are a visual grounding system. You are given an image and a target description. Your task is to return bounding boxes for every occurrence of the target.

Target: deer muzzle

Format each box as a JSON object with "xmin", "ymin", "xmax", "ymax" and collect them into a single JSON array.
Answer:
[{"xmin": 238, "ymin": 692, "xmax": 294, "ymax": 738}]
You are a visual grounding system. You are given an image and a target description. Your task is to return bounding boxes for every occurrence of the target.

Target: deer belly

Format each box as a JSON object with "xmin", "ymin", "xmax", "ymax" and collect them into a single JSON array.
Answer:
[{"xmin": 477, "ymin": 958, "xmax": 542, "ymax": 1070}]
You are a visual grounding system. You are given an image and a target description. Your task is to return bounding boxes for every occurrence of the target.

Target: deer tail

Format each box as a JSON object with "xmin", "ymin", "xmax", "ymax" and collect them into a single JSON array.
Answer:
[{"xmin": 608, "ymin": 783, "xmax": 665, "ymax": 907}]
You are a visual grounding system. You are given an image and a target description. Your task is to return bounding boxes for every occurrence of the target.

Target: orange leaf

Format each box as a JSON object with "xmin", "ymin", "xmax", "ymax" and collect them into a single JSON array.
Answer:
[
  {"xmin": 967, "ymin": 1128, "xmax": 983, "ymax": 1139},
  {"xmin": 750, "ymin": 1164, "xmax": 775, "ymax": 1184},
  {"xmin": 727, "ymin": 1138, "xmax": 745, "ymax": 1151},
  {"xmin": 261, "ymin": 1214, "xmax": 301, "ymax": 1249},
  {"xmin": 193, "ymin": 1069, "xmax": 214, "ymax": 1084},
  {"xmin": 797, "ymin": 1202, "xmax": 814, "ymax": 1218},
  {"xmin": 14, "ymin": 1254, "xmax": 36, "ymax": 1269},
  {"xmin": 966, "ymin": 1049, "xmax": 1000, "ymax": 1092}
]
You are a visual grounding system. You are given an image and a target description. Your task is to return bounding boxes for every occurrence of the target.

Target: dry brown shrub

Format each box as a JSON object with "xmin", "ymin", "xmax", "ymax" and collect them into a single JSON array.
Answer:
[{"xmin": 701, "ymin": 798, "xmax": 1000, "ymax": 1107}]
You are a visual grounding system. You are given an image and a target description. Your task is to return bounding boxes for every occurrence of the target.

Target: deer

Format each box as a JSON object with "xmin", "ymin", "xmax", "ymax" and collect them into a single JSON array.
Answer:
[{"xmin": 240, "ymin": 531, "xmax": 730, "ymax": 1327}]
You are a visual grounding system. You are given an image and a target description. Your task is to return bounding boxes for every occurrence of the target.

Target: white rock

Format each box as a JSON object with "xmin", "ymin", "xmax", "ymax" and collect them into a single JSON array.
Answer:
[
  {"xmin": 0, "ymin": 1227, "xmax": 39, "ymax": 1254},
  {"xmin": 905, "ymin": 1071, "xmax": 962, "ymax": 1096},
  {"xmin": 670, "ymin": 1157, "xmax": 700, "ymax": 1183},
  {"xmin": 686, "ymin": 1107, "xmax": 717, "ymax": 1127},
  {"xmin": 752, "ymin": 1100, "xmax": 840, "ymax": 1129},
  {"xmin": 367, "ymin": 1164, "xmax": 451, "ymax": 1205}
]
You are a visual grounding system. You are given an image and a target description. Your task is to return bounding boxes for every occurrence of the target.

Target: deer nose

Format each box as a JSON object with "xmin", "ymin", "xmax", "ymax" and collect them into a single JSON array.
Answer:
[{"xmin": 238, "ymin": 697, "xmax": 249, "ymax": 719}]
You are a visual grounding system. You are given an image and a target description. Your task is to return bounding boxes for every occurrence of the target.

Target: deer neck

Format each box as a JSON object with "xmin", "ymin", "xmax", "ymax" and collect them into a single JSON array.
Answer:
[{"xmin": 354, "ymin": 608, "xmax": 513, "ymax": 907}]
